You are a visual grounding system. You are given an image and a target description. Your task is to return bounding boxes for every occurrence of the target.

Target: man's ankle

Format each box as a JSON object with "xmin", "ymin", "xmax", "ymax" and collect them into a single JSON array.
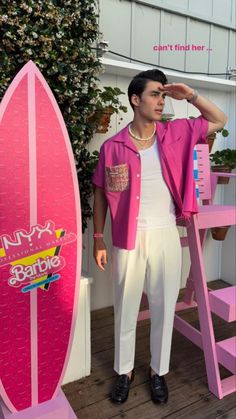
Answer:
[
  {"xmin": 150, "ymin": 368, "xmax": 157, "ymax": 377},
  {"xmin": 116, "ymin": 370, "xmax": 133, "ymax": 380},
  {"xmin": 127, "ymin": 371, "xmax": 132, "ymax": 379}
]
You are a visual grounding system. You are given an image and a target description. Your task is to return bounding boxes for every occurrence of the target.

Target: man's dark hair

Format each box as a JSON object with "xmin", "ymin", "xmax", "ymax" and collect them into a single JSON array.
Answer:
[{"xmin": 128, "ymin": 69, "xmax": 168, "ymax": 110}]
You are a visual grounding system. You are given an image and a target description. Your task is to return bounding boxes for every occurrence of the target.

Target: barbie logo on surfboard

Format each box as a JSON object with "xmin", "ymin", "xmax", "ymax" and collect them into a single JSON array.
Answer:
[{"xmin": 0, "ymin": 220, "xmax": 77, "ymax": 293}]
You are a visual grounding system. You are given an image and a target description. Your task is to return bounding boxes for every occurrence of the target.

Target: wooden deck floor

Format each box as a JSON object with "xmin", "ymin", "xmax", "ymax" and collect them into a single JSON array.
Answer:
[{"xmin": 63, "ymin": 280, "xmax": 236, "ymax": 418}]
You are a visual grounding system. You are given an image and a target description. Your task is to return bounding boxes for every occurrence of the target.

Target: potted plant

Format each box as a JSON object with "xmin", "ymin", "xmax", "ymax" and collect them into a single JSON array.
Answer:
[
  {"xmin": 88, "ymin": 86, "xmax": 128, "ymax": 133},
  {"xmin": 210, "ymin": 148, "xmax": 236, "ymax": 184},
  {"xmin": 189, "ymin": 116, "xmax": 229, "ymax": 152},
  {"xmin": 211, "ymin": 225, "xmax": 231, "ymax": 241},
  {"xmin": 209, "ymin": 148, "xmax": 236, "ymax": 241},
  {"xmin": 207, "ymin": 127, "xmax": 229, "ymax": 153}
]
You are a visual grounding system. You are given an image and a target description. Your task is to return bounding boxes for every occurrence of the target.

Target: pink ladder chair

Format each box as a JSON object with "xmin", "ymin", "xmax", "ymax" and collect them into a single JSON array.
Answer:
[
  {"xmin": 138, "ymin": 143, "xmax": 236, "ymax": 399},
  {"xmin": 174, "ymin": 143, "xmax": 236, "ymax": 399}
]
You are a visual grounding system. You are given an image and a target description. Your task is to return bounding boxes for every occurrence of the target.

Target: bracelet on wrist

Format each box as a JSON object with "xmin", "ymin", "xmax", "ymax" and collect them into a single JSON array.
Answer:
[
  {"xmin": 187, "ymin": 89, "xmax": 198, "ymax": 104},
  {"xmin": 93, "ymin": 233, "xmax": 104, "ymax": 239}
]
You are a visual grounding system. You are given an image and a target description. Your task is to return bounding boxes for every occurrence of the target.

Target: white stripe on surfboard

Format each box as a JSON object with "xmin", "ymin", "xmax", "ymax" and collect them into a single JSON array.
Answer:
[{"xmin": 28, "ymin": 68, "xmax": 38, "ymax": 405}]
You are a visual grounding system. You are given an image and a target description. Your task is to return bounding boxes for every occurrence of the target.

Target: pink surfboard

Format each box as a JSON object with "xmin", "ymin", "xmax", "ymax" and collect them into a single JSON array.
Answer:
[{"xmin": 0, "ymin": 61, "xmax": 81, "ymax": 414}]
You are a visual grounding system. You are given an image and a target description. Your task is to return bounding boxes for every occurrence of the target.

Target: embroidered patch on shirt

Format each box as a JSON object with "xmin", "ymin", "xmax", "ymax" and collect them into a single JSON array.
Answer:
[{"xmin": 105, "ymin": 163, "xmax": 129, "ymax": 192}]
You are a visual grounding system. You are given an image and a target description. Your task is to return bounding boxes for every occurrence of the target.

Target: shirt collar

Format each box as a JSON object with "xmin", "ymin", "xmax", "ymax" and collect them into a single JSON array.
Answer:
[{"xmin": 112, "ymin": 121, "xmax": 168, "ymax": 149}]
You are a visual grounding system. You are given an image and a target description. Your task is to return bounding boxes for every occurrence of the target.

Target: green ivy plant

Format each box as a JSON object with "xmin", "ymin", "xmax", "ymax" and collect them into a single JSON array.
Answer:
[{"xmin": 0, "ymin": 0, "xmax": 104, "ymax": 232}]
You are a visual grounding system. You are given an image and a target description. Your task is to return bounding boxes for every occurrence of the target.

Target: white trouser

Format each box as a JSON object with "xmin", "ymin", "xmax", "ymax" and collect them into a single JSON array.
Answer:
[{"xmin": 112, "ymin": 226, "xmax": 182, "ymax": 376}]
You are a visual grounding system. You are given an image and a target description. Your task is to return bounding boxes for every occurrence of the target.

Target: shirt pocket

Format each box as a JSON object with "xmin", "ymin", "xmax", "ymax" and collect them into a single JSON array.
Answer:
[{"xmin": 105, "ymin": 163, "xmax": 129, "ymax": 192}]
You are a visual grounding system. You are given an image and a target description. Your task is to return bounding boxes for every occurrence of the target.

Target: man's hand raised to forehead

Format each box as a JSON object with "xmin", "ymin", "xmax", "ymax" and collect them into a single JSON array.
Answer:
[
  {"xmin": 160, "ymin": 82, "xmax": 227, "ymax": 136},
  {"xmin": 159, "ymin": 83, "xmax": 194, "ymax": 101}
]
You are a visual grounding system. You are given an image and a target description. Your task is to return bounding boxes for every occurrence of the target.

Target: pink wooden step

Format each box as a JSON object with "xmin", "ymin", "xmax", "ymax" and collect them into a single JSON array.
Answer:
[
  {"xmin": 209, "ymin": 286, "xmax": 236, "ymax": 322},
  {"xmin": 216, "ymin": 337, "xmax": 236, "ymax": 374},
  {"xmin": 196, "ymin": 205, "xmax": 236, "ymax": 229}
]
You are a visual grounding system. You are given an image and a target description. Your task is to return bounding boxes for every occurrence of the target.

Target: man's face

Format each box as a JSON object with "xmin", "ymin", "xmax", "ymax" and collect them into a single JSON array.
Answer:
[{"xmin": 131, "ymin": 81, "xmax": 166, "ymax": 121}]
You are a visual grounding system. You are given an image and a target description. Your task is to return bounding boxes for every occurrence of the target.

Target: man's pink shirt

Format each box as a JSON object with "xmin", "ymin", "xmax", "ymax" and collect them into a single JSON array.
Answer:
[{"xmin": 92, "ymin": 116, "xmax": 209, "ymax": 250}]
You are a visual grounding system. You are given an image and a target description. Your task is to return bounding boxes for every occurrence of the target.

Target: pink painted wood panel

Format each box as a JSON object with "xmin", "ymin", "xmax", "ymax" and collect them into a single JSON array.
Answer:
[{"xmin": 195, "ymin": 144, "xmax": 212, "ymax": 200}]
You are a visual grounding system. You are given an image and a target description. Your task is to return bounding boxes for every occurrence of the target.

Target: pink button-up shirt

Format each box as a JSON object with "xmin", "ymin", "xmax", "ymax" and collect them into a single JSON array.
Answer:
[{"xmin": 92, "ymin": 116, "xmax": 209, "ymax": 249}]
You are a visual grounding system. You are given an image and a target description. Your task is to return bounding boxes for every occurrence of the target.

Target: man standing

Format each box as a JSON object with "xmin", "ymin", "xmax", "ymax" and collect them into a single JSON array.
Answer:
[{"xmin": 92, "ymin": 69, "xmax": 227, "ymax": 405}]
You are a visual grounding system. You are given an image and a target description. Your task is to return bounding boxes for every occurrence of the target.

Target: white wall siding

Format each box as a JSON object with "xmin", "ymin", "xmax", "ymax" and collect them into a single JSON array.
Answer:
[
  {"xmin": 229, "ymin": 30, "xmax": 236, "ymax": 69},
  {"xmin": 188, "ymin": 0, "xmax": 213, "ymax": 18},
  {"xmin": 99, "ymin": 0, "xmax": 236, "ymax": 76},
  {"xmin": 167, "ymin": 0, "xmax": 189, "ymax": 10},
  {"xmin": 99, "ymin": 0, "xmax": 132, "ymax": 62},
  {"xmin": 159, "ymin": 11, "xmax": 186, "ymax": 70},
  {"xmin": 185, "ymin": 19, "xmax": 210, "ymax": 73},
  {"xmin": 131, "ymin": 4, "xmax": 161, "ymax": 65},
  {"xmin": 212, "ymin": 0, "xmax": 233, "ymax": 25},
  {"xmin": 209, "ymin": 26, "xmax": 230, "ymax": 76},
  {"xmin": 133, "ymin": 0, "xmax": 235, "ymax": 28}
]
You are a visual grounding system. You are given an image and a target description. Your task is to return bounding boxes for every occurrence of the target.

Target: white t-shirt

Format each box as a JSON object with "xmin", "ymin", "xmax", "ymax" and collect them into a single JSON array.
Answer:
[{"xmin": 137, "ymin": 141, "xmax": 176, "ymax": 230}]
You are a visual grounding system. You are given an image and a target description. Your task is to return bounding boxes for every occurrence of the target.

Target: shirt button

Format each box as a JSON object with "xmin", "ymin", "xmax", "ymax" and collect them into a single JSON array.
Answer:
[
  {"xmin": 137, "ymin": 174, "xmax": 140, "ymax": 177},
  {"xmin": 136, "ymin": 153, "xmax": 139, "ymax": 157},
  {"xmin": 136, "ymin": 216, "xmax": 138, "ymax": 220},
  {"xmin": 136, "ymin": 196, "xmax": 139, "ymax": 199}
]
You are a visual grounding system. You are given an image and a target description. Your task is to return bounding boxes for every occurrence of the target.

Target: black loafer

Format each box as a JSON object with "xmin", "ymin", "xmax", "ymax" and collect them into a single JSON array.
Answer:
[
  {"xmin": 110, "ymin": 370, "xmax": 134, "ymax": 404},
  {"xmin": 150, "ymin": 370, "xmax": 168, "ymax": 404}
]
